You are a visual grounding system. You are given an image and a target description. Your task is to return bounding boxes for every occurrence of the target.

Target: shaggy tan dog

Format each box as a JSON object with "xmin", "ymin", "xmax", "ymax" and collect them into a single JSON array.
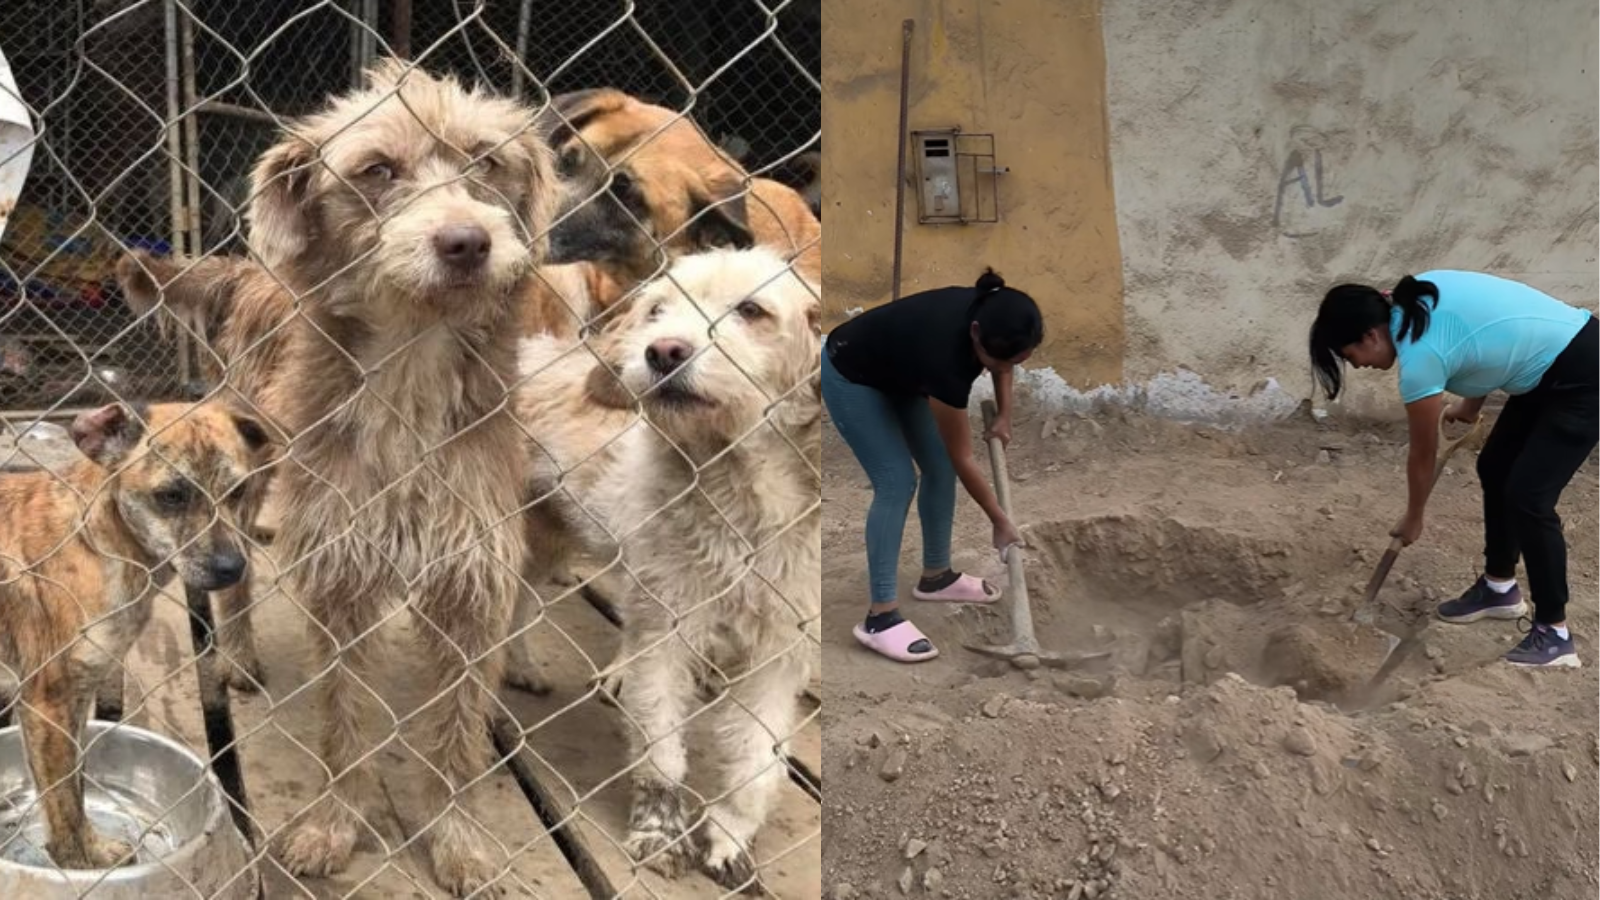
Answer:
[{"xmin": 198, "ymin": 60, "xmax": 556, "ymax": 895}]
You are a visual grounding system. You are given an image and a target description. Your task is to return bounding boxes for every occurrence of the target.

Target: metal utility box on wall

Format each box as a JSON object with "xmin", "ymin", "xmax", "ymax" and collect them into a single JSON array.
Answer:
[{"xmin": 911, "ymin": 127, "xmax": 1005, "ymax": 225}]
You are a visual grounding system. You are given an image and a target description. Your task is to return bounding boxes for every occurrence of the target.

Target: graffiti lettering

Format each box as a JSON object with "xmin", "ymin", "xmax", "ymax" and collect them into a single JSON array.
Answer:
[{"xmin": 1273, "ymin": 147, "xmax": 1342, "ymax": 238}]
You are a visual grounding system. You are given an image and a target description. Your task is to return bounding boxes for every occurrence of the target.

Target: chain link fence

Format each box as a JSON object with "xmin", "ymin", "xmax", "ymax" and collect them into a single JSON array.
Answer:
[{"xmin": 0, "ymin": 0, "xmax": 820, "ymax": 897}]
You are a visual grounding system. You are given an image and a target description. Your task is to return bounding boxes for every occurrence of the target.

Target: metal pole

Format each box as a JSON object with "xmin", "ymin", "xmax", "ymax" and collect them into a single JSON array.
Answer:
[
  {"xmin": 179, "ymin": 7, "xmax": 205, "ymax": 382},
  {"xmin": 391, "ymin": 0, "xmax": 413, "ymax": 59},
  {"xmin": 513, "ymin": 0, "xmax": 532, "ymax": 97},
  {"xmin": 162, "ymin": 0, "xmax": 191, "ymax": 386},
  {"xmin": 890, "ymin": 19, "xmax": 913, "ymax": 303}
]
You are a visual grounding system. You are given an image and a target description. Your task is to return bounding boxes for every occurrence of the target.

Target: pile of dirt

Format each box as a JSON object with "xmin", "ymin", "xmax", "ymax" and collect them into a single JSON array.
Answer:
[
  {"xmin": 824, "ymin": 672, "xmax": 1596, "ymax": 900},
  {"xmin": 822, "ymin": 398, "xmax": 1599, "ymax": 900}
]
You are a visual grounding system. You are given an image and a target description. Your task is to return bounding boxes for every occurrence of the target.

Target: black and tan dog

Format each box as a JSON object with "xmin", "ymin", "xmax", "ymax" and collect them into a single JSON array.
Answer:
[
  {"xmin": 0, "ymin": 400, "xmax": 272, "ymax": 869},
  {"xmin": 534, "ymin": 87, "xmax": 821, "ymax": 335}
]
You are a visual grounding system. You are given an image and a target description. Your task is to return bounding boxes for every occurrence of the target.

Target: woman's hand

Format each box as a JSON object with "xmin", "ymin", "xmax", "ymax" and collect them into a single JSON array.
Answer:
[
  {"xmin": 993, "ymin": 516, "xmax": 1024, "ymax": 558},
  {"xmin": 1390, "ymin": 511, "xmax": 1424, "ymax": 547},
  {"xmin": 984, "ymin": 415, "xmax": 1012, "ymax": 448},
  {"xmin": 1443, "ymin": 396, "xmax": 1485, "ymax": 423}
]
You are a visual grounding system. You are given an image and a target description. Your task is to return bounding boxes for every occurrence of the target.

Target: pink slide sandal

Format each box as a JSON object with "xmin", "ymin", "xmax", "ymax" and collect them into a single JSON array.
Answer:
[
  {"xmin": 853, "ymin": 620, "xmax": 940, "ymax": 663},
  {"xmin": 912, "ymin": 572, "xmax": 1002, "ymax": 604}
]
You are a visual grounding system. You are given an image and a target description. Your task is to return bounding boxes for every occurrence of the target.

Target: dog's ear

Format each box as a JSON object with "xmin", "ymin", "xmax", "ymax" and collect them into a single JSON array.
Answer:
[
  {"xmin": 245, "ymin": 134, "xmax": 316, "ymax": 272},
  {"xmin": 70, "ymin": 403, "xmax": 146, "ymax": 469},
  {"xmin": 544, "ymin": 88, "xmax": 630, "ymax": 148},
  {"xmin": 686, "ymin": 189, "xmax": 754, "ymax": 252},
  {"xmin": 229, "ymin": 412, "xmax": 274, "ymax": 456},
  {"xmin": 115, "ymin": 250, "xmax": 169, "ymax": 317}
]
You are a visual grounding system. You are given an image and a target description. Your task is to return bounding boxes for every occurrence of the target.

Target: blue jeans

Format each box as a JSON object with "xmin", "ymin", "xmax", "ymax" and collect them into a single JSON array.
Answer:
[{"xmin": 822, "ymin": 345, "xmax": 957, "ymax": 604}]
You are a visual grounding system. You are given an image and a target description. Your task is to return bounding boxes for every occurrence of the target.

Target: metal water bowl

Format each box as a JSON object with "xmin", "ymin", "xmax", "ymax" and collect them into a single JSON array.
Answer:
[{"xmin": 0, "ymin": 721, "xmax": 257, "ymax": 899}]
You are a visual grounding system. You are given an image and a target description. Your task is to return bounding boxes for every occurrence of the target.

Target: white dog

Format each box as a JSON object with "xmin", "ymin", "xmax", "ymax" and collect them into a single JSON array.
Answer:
[{"xmin": 514, "ymin": 246, "xmax": 820, "ymax": 893}]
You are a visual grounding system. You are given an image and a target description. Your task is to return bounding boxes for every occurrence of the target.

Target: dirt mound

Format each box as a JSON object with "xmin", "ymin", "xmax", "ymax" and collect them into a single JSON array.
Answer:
[{"xmin": 821, "ymin": 402, "xmax": 1599, "ymax": 900}]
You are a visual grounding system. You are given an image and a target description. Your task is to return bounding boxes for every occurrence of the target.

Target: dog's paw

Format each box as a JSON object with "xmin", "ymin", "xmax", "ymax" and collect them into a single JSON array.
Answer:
[
  {"xmin": 502, "ymin": 662, "xmax": 552, "ymax": 696},
  {"xmin": 625, "ymin": 780, "xmax": 696, "ymax": 876},
  {"xmin": 624, "ymin": 828, "xmax": 697, "ymax": 878},
  {"xmin": 273, "ymin": 815, "xmax": 358, "ymax": 878},
  {"xmin": 700, "ymin": 836, "xmax": 764, "ymax": 896},
  {"xmin": 58, "ymin": 832, "xmax": 137, "ymax": 864},
  {"xmin": 429, "ymin": 836, "xmax": 505, "ymax": 897}
]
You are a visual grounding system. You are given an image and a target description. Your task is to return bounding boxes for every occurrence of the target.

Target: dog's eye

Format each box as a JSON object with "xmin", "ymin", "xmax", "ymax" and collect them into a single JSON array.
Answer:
[
  {"xmin": 608, "ymin": 170, "xmax": 634, "ymax": 196},
  {"xmin": 469, "ymin": 154, "xmax": 500, "ymax": 174},
  {"xmin": 735, "ymin": 299, "xmax": 767, "ymax": 321},
  {"xmin": 153, "ymin": 483, "xmax": 192, "ymax": 510},
  {"xmin": 557, "ymin": 148, "xmax": 582, "ymax": 176},
  {"xmin": 360, "ymin": 161, "xmax": 395, "ymax": 181},
  {"xmin": 648, "ymin": 302, "xmax": 663, "ymax": 320}
]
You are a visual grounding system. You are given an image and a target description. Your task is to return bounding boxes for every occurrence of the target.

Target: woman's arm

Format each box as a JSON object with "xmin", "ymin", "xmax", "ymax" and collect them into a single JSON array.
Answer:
[
  {"xmin": 1444, "ymin": 394, "xmax": 1487, "ymax": 423},
  {"xmin": 988, "ymin": 365, "xmax": 1015, "ymax": 446},
  {"xmin": 928, "ymin": 398, "xmax": 1007, "ymax": 524},
  {"xmin": 1395, "ymin": 392, "xmax": 1443, "ymax": 545}
]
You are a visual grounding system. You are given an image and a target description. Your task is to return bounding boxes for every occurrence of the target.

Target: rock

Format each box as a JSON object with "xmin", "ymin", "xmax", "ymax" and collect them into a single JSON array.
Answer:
[
  {"xmin": 1454, "ymin": 735, "xmax": 1469, "ymax": 748},
  {"xmin": 923, "ymin": 869, "xmax": 944, "ymax": 891},
  {"xmin": 1283, "ymin": 728, "xmax": 1317, "ymax": 757},
  {"xmin": 1431, "ymin": 800, "xmax": 1448, "ymax": 820},
  {"xmin": 1056, "ymin": 674, "xmax": 1110, "ymax": 700},
  {"xmin": 1252, "ymin": 760, "xmax": 1271, "ymax": 779},
  {"xmin": 1067, "ymin": 883, "xmax": 1085, "ymax": 900},
  {"xmin": 1500, "ymin": 732, "xmax": 1554, "ymax": 757},
  {"xmin": 1366, "ymin": 837, "xmax": 1382, "ymax": 853},
  {"xmin": 897, "ymin": 866, "xmax": 913, "ymax": 895},
  {"xmin": 905, "ymin": 838, "xmax": 927, "ymax": 860},
  {"xmin": 881, "ymin": 748, "xmax": 909, "ymax": 782},
  {"xmin": 1183, "ymin": 723, "xmax": 1226, "ymax": 763},
  {"xmin": 1563, "ymin": 762, "xmax": 1578, "ymax": 783},
  {"xmin": 1316, "ymin": 449, "xmax": 1331, "ymax": 465},
  {"xmin": 1099, "ymin": 782, "xmax": 1122, "ymax": 802},
  {"xmin": 1445, "ymin": 781, "xmax": 1464, "ymax": 796},
  {"xmin": 982, "ymin": 695, "xmax": 1009, "ymax": 718},
  {"xmin": 1083, "ymin": 881, "xmax": 1101, "ymax": 899},
  {"xmin": 832, "ymin": 885, "xmax": 856, "ymax": 900},
  {"xmin": 1423, "ymin": 645, "xmax": 1442, "ymax": 660}
]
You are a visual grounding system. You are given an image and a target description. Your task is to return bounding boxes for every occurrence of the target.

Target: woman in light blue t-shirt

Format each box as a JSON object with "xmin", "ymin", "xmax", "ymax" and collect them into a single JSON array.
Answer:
[{"xmin": 1308, "ymin": 271, "xmax": 1598, "ymax": 669}]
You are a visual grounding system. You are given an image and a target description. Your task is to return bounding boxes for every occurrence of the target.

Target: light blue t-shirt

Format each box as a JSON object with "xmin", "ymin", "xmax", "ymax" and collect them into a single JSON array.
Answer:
[{"xmin": 1392, "ymin": 270, "xmax": 1593, "ymax": 404}]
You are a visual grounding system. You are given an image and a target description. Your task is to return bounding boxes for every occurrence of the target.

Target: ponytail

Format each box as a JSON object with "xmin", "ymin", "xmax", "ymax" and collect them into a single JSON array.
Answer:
[
  {"xmin": 1390, "ymin": 275, "xmax": 1438, "ymax": 343},
  {"xmin": 975, "ymin": 267, "xmax": 1006, "ymax": 297}
]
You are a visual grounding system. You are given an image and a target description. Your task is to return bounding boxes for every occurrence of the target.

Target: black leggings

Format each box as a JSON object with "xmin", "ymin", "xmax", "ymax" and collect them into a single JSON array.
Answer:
[{"xmin": 1477, "ymin": 314, "xmax": 1600, "ymax": 624}]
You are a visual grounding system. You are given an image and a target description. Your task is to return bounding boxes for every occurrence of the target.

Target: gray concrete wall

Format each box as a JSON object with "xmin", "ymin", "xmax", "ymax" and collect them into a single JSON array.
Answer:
[{"xmin": 1100, "ymin": 0, "xmax": 1598, "ymax": 421}]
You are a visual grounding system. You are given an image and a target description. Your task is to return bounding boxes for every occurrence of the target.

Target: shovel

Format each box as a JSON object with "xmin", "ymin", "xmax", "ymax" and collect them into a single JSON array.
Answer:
[
  {"xmin": 962, "ymin": 400, "xmax": 1111, "ymax": 671},
  {"xmin": 1347, "ymin": 408, "xmax": 1485, "ymax": 689}
]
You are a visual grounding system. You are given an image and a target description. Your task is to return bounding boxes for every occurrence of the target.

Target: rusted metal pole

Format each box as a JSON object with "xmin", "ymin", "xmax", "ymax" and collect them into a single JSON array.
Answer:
[
  {"xmin": 890, "ymin": 19, "xmax": 913, "ymax": 303},
  {"xmin": 391, "ymin": 0, "xmax": 412, "ymax": 59}
]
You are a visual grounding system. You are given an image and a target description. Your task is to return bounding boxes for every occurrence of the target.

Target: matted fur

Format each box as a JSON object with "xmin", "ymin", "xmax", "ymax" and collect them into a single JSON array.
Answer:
[
  {"xmin": 216, "ymin": 59, "xmax": 556, "ymax": 896},
  {"xmin": 0, "ymin": 401, "xmax": 272, "ymax": 869},
  {"xmin": 514, "ymin": 246, "xmax": 820, "ymax": 892}
]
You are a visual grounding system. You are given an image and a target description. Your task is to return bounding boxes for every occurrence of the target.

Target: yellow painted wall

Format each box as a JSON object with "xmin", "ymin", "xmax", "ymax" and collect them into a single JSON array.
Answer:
[{"xmin": 821, "ymin": 0, "xmax": 1124, "ymax": 387}]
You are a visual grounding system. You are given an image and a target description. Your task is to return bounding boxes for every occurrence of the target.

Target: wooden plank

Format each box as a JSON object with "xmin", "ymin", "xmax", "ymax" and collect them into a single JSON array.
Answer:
[
  {"xmin": 229, "ymin": 549, "xmax": 588, "ymax": 899},
  {"xmin": 499, "ymin": 579, "xmax": 821, "ymax": 900}
]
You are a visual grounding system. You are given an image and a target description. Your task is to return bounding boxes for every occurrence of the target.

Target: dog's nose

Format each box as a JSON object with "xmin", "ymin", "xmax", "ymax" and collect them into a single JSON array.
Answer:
[
  {"xmin": 205, "ymin": 550, "xmax": 247, "ymax": 589},
  {"xmin": 433, "ymin": 225, "xmax": 491, "ymax": 269},
  {"xmin": 646, "ymin": 338, "xmax": 693, "ymax": 375}
]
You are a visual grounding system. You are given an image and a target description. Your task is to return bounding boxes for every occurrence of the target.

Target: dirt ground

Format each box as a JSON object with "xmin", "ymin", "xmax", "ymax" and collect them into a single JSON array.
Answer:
[{"xmin": 820, "ymin": 388, "xmax": 1599, "ymax": 900}]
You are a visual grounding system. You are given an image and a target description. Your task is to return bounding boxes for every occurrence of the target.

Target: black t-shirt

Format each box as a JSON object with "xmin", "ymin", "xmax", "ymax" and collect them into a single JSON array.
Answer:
[{"xmin": 826, "ymin": 285, "xmax": 985, "ymax": 408}]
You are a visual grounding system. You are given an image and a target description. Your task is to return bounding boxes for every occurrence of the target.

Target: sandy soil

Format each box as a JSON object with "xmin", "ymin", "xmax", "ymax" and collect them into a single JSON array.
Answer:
[{"xmin": 821, "ymin": 389, "xmax": 1599, "ymax": 900}]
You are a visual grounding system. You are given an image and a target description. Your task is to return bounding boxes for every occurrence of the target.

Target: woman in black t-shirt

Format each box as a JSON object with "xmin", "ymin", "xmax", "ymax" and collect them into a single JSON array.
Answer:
[{"xmin": 822, "ymin": 268, "xmax": 1045, "ymax": 662}]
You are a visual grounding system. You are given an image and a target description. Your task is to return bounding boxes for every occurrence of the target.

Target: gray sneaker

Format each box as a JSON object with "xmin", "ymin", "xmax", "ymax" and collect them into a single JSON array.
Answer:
[
  {"xmin": 1504, "ymin": 620, "xmax": 1581, "ymax": 669},
  {"xmin": 1436, "ymin": 575, "xmax": 1527, "ymax": 623}
]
